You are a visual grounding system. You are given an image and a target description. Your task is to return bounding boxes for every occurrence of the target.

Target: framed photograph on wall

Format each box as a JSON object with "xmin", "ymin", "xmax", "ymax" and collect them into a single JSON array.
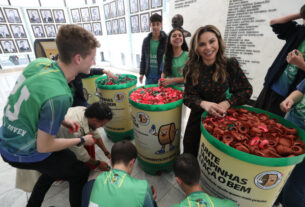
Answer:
[
  {"xmin": 118, "ymin": 17, "xmax": 126, "ymax": 34},
  {"xmin": 32, "ymin": 25, "xmax": 45, "ymax": 38},
  {"xmin": 1, "ymin": 40, "xmax": 17, "ymax": 53},
  {"xmin": 27, "ymin": 9, "xmax": 41, "ymax": 23},
  {"xmin": 71, "ymin": 9, "xmax": 81, "ymax": 23},
  {"xmin": 129, "ymin": 0, "xmax": 138, "ymax": 14},
  {"xmin": 117, "ymin": 0, "xmax": 125, "ymax": 16},
  {"xmin": 83, "ymin": 23, "xmax": 92, "ymax": 33},
  {"xmin": 4, "ymin": 8, "xmax": 21, "ymax": 23},
  {"xmin": 40, "ymin": 9, "xmax": 54, "ymax": 23},
  {"xmin": 151, "ymin": 0, "xmax": 162, "ymax": 9},
  {"xmin": 151, "ymin": 10, "xmax": 162, "ymax": 17},
  {"xmin": 140, "ymin": 0, "xmax": 149, "ymax": 11},
  {"xmin": 110, "ymin": 1, "xmax": 117, "ymax": 18},
  {"xmin": 44, "ymin": 25, "xmax": 56, "ymax": 37},
  {"xmin": 0, "ymin": 24, "xmax": 11, "ymax": 38},
  {"xmin": 10, "ymin": 24, "xmax": 26, "ymax": 38},
  {"xmin": 103, "ymin": 3, "xmax": 111, "ymax": 20},
  {"xmin": 140, "ymin": 13, "xmax": 149, "ymax": 32},
  {"xmin": 0, "ymin": 8, "xmax": 6, "ymax": 22},
  {"xmin": 92, "ymin": 22, "xmax": 102, "ymax": 36},
  {"xmin": 130, "ymin": 15, "xmax": 139, "ymax": 33},
  {"xmin": 112, "ymin": 19, "xmax": 118, "ymax": 34},
  {"xmin": 90, "ymin": 6, "xmax": 100, "ymax": 21},
  {"xmin": 106, "ymin": 20, "xmax": 112, "ymax": 35},
  {"xmin": 16, "ymin": 39, "xmax": 31, "ymax": 52},
  {"xmin": 53, "ymin": 9, "xmax": 66, "ymax": 23},
  {"xmin": 80, "ymin": 8, "xmax": 90, "ymax": 22}
]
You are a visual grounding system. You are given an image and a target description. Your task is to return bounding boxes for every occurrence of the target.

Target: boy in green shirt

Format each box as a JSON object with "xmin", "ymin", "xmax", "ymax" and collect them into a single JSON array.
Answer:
[
  {"xmin": 83, "ymin": 140, "xmax": 157, "ymax": 207},
  {"xmin": 172, "ymin": 154, "xmax": 237, "ymax": 207}
]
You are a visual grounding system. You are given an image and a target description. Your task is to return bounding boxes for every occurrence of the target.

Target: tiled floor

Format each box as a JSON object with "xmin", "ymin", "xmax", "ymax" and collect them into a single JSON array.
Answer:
[
  {"xmin": 0, "ymin": 67, "xmax": 188, "ymax": 207},
  {"xmin": 0, "ymin": 127, "xmax": 186, "ymax": 207}
]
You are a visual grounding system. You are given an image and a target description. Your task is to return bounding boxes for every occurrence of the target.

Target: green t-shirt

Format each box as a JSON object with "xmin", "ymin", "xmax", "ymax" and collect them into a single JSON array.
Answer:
[
  {"xmin": 1, "ymin": 58, "xmax": 72, "ymax": 161},
  {"xmin": 148, "ymin": 39, "xmax": 160, "ymax": 79},
  {"xmin": 167, "ymin": 51, "xmax": 188, "ymax": 78},
  {"xmin": 89, "ymin": 169, "xmax": 152, "ymax": 207},
  {"xmin": 171, "ymin": 191, "xmax": 237, "ymax": 207},
  {"xmin": 272, "ymin": 39, "xmax": 305, "ymax": 96}
]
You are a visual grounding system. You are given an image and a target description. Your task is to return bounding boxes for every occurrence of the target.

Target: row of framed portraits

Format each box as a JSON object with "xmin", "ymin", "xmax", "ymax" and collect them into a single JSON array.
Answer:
[
  {"xmin": 71, "ymin": 6, "xmax": 101, "ymax": 23},
  {"xmin": 0, "ymin": 39, "xmax": 31, "ymax": 54},
  {"xmin": 78, "ymin": 22, "xmax": 103, "ymax": 36},
  {"xmin": 129, "ymin": 0, "xmax": 162, "ymax": 14},
  {"xmin": 105, "ymin": 18, "xmax": 126, "ymax": 35},
  {"xmin": 131, "ymin": 10, "xmax": 161, "ymax": 33},
  {"xmin": 26, "ymin": 9, "xmax": 66, "ymax": 24}
]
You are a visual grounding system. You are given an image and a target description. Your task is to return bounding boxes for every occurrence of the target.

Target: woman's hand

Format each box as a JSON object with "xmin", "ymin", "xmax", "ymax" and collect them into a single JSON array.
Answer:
[
  {"xmin": 218, "ymin": 100, "xmax": 231, "ymax": 112},
  {"xmin": 159, "ymin": 78, "xmax": 173, "ymax": 86},
  {"xmin": 200, "ymin": 100, "xmax": 226, "ymax": 117}
]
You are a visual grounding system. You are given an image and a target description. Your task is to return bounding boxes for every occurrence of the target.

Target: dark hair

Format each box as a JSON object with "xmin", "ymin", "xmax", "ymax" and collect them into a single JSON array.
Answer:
[
  {"xmin": 164, "ymin": 28, "xmax": 189, "ymax": 76},
  {"xmin": 301, "ymin": 4, "xmax": 305, "ymax": 19},
  {"xmin": 173, "ymin": 154, "xmax": 200, "ymax": 186},
  {"xmin": 185, "ymin": 25, "xmax": 227, "ymax": 86},
  {"xmin": 111, "ymin": 140, "xmax": 137, "ymax": 165},
  {"xmin": 150, "ymin": 13, "xmax": 162, "ymax": 23},
  {"xmin": 56, "ymin": 24, "xmax": 100, "ymax": 64},
  {"xmin": 84, "ymin": 102, "xmax": 113, "ymax": 121}
]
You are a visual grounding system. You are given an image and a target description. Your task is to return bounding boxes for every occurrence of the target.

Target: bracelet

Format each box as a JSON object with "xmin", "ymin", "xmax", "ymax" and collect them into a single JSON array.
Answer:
[{"xmin": 104, "ymin": 151, "xmax": 110, "ymax": 156}]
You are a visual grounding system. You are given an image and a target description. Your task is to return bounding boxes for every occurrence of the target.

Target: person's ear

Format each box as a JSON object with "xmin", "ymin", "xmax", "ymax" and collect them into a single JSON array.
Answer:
[
  {"xmin": 74, "ymin": 54, "xmax": 81, "ymax": 65},
  {"xmin": 175, "ymin": 177, "xmax": 183, "ymax": 185}
]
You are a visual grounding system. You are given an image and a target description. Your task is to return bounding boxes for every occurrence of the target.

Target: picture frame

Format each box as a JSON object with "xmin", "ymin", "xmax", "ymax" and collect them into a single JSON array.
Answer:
[
  {"xmin": 117, "ymin": 0, "xmax": 125, "ymax": 16},
  {"xmin": 10, "ymin": 24, "xmax": 27, "ymax": 38},
  {"xmin": 140, "ymin": 12, "xmax": 150, "ymax": 32},
  {"xmin": 32, "ymin": 25, "xmax": 45, "ymax": 38},
  {"xmin": 103, "ymin": 3, "xmax": 111, "ymax": 20},
  {"xmin": 16, "ymin": 39, "xmax": 31, "ymax": 53},
  {"xmin": 0, "ymin": 8, "xmax": 6, "ymax": 23},
  {"xmin": 130, "ymin": 15, "xmax": 139, "ymax": 33},
  {"xmin": 27, "ymin": 9, "xmax": 41, "ymax": 23},
  {"xmin": 80, "ymin": 7, "xmax": 91, "ymax": 22},
  {"xmin": 129, "ymin": 0, "xmax": 139, "ymax": 14},
  {"xmin": 4, "ymin": 8, "xmax": 21, "ymax": 23},
  {"xmin": 90, "ymin": 6, "xmax": 100, "ymax": 21},
  {"xmin": 110, "ymin": 1, "xmax": 117, "ymax": 18},
  {"xmin": 106, "ymin": 20, "xmax": 112, "ymax": 35},
  {"xmin": 83, "ymin": 23, "xmax": 92, "ymax": 33},
  {"xmin": 40, "ymin": 9, "xmax": 54, "ymax": 23},
  {"xmin": 71, "ymin": 8, "xmax": 81, "ymax": 23},
  {"xmin": 53, "ymin": 9, "xmax": 66, "ymax": 23},
  {"xmin": 44, "ymin": 24, "xmax": 56, "ymax": 37},
  {"xmin": 92, "ymin": 22, "xmax": 102, "ymax": 36},
  {"xmin": 118, "ymin": 17, "xmax": 126, "ymax": 34},
  {"xmin": 112, "ymin": 19, "xmax": 118, "ymax": 34},
  {"xmin": 140, "ymin": 0, "xmax": 149, "ymax": 11},
  {"xmin": 0, "ymin": 24, "xmax": 12, "ymax": 38},
  {"xmin": 1, "ymin": 40, "xmax": 17, "ymax": 53},
  {"xmin": 151, "ymin": 0, "xmax": 162, "ymax": 9},
  {"xmin": 151, "ymin": 10, "xmax": 162, "ymax": 17}
]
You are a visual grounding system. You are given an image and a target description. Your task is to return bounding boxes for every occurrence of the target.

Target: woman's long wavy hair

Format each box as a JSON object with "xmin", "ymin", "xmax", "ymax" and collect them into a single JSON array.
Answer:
[
  {"xmin": 185, "ymin": 25, "xmax": 227, "ymax": 86},
  {"xmin": 163, "ymin": 28, "xmax": 189, "ymax": 76}
]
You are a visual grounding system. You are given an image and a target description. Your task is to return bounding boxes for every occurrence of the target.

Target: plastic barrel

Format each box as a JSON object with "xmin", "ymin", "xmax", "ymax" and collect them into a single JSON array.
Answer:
[
  {"xmin": 128, "ymin": 84, "xmax": 183, "ymax": 175},
  {"xmin": 95, "ymin": 74, "xmax": 137, "ymax": 142},
  {"xmin": 199, "ymin": 106, "xmax": 305, "ymax": 207},
  {"xmin": 82, "ymin": 75, "xmax": 103, "ymax": 105}
]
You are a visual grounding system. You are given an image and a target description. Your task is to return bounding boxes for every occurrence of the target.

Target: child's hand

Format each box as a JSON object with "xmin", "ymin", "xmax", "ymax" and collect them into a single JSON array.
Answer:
[{"xmin": 280, "ymin": 98, "xmax": 294, "ymax": 112}]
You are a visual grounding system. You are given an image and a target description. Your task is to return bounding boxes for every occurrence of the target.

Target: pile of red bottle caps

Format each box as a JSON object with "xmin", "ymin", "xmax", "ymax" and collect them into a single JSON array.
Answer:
[
  {"xmin": 99, "ymin": 75, "xmax": 135, "ymax": 85},
  {"xmin": 202, "ymin": 108, "xmax": 305, "ymax": 158},
  {"xmin": 129, "ymin": 86, "xmax": 183, "ymax": 104}
]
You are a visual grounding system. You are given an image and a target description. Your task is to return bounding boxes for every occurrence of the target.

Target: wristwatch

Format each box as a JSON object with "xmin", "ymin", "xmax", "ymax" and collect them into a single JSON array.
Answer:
[{"xmin": 77, "ymin": 136, "xmax": 85, "ymax": 146}]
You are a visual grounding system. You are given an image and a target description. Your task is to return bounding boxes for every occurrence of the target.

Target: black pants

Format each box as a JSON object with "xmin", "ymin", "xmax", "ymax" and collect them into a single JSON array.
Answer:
[
  {"xmin": 183, "ymin": 108, "xmax": 203, "ymax": 157},
  {"xmin": 3, "ymin": 149, "xmax": 90, "ymax": 207},
  {"xmin": 254, "ymin": 86, "xmax": 285, "ymax": 117}
]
